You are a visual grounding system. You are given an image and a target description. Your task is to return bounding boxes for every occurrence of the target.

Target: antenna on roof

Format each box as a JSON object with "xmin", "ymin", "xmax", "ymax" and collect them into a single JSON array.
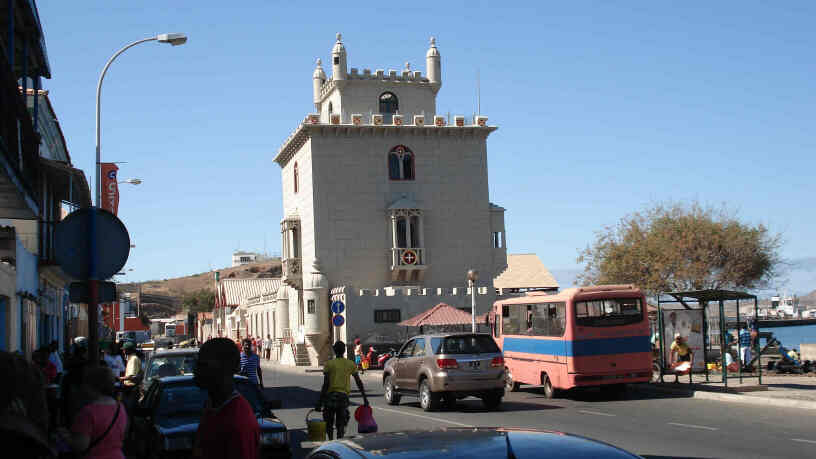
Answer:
[{"xmin": 476, "ymin": 67, "xmax": 481, "ymax": 116}]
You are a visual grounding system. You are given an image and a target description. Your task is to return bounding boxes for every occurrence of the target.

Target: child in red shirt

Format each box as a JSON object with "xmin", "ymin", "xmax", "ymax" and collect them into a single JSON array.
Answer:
[{"xmin": 193, "ymin": 338, "xmax": 259, "ymax": 459}]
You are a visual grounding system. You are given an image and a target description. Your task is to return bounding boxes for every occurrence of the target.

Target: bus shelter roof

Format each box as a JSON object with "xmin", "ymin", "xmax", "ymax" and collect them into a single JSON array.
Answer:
[{"xmin": 659, "ymin": 289, "xmax": 757, "ymax": 305}]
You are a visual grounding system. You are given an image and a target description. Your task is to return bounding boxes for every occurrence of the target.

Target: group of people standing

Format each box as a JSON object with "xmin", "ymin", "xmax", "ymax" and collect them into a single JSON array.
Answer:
[{"xmin": 243, "ymin": 334, "xmax": 274, "ymax": 360}]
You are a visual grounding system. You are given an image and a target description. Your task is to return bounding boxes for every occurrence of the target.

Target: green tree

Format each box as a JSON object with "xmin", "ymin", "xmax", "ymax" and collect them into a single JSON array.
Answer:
[
  {"xmin": 577, "ymin": 202, "xmax": 782, "ymax": 296},
  {"xmin": 181, "ymin": 289, "xmax": 216, "ymax": 314}
]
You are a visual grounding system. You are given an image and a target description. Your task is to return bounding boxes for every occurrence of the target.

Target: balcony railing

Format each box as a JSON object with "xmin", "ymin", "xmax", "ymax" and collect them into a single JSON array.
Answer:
[
  {"xmin": 389, "ymin": 247, "xmax": 426, "ymax": 268},
  {"xmin": 282, "ymin": 257, "xmax": 302, "ymax": 287}
]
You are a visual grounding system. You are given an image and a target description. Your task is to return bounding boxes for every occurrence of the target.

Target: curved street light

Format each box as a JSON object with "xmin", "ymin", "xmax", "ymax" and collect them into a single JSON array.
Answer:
[
  {"xmin": 95, "ymin": 33, "xmax": 187, "ymax": 206},
  {"xmin": 89, "ymin": 33, "xmax": 187, "ymax": 363},
  {"xmin": 119, "ymin": 178, "xmax": 143, "ymax": 185}
]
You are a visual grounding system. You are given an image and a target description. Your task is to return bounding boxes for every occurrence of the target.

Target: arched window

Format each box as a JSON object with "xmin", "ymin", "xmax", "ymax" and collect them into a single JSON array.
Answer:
[
  {"xmin": 388, "ymin": 145, "xmax": 415, "ymax": 181},
  {"xmin": 379, "ymin": 92, "xmax": 399, "ymax": 124},
  {"xmin": 328, "ymin": 102, "xmax": 333, "ymax": 115},
  {"xmin": 293, "ymin": 162, "xmax": 299, "ymax": 193}
]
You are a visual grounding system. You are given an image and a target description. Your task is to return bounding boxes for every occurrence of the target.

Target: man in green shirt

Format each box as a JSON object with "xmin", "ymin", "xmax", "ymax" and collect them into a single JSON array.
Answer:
[{"xmin": 316, "ymin": 341, "xmax": 368, "ymax": 440}]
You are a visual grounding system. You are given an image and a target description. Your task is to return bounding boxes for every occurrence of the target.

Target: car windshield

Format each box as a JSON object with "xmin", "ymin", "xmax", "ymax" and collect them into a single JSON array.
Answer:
[
  {"xmin": 146, "ymin": 354, "xmax": 197, "ymax": 381},
  {"xmin": 575, "ymin": 298, "xmax": 643, "ymax": 327},
  {"xmin": 155, "ymin": 384, "xmax": 207, "ymax": 418},
  {"xmin": 431, "ymin": 335, "xmax": 500, "ymax": 355}
]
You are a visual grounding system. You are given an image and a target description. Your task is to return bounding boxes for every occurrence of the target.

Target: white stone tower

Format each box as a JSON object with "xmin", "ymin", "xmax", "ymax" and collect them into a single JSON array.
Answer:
[
  {"xmin": 312, "ymin": 58, "xmax": 326, "ymax": 108},
  {"xmin": 426, "ymin": 36, "xmax": 441, "ymax": 91},
  {"xmin": 331, "ymin": 33, "xmax": 347, "ymax": 81},
  {"xmin": 275, "ymin": 35, "xmax": 505, "ymax": 365}
]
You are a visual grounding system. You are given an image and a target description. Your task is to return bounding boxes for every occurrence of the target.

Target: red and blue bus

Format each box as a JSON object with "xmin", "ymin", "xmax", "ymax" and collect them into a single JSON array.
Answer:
[{"xmin": 491, "ymin": 284, "xmax": 652, "ymax": 397}]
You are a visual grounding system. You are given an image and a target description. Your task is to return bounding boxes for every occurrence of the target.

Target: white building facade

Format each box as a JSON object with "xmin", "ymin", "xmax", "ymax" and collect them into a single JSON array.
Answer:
[{"xmin": 272, "ymin": 35, "xmax": 507, "ymax": 365}]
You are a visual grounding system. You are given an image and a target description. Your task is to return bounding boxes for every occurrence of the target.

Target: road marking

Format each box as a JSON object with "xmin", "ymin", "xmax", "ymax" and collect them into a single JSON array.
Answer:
[
  {"xmin": 578, "ymin": 410, "xmax": 616, "ymax": 417},
  {"xmin": 791, "ymin": 438, "xmax": 816, "ymax": 444},
  {"xmin": 667, "ymin": 422, "xmax": 718, "ymax": 431},
  {"xmin": 371, "ymin": 404, "xmax": 473, "ymax": 427}
]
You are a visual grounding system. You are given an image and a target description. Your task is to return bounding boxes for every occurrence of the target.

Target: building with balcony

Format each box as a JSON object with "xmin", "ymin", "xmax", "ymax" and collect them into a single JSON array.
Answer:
[
  {"xmin": 0, "ymin": 1, "xmax": 90, "ymax": 355},
  {"xmin": 272, "ymin": 35, "xmax": 508, "ymax": 365}
]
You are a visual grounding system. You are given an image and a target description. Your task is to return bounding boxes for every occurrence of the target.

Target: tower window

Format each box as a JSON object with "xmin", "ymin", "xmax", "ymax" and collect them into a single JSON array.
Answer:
[
  {"xmin": 379, "ymin": 92, "xmax": 399, "ymax": 124},
  {"xmin": 293, "ymin": 162, "xmax": 299, "ymax": 193},
  {"xmin": 388, "ymin": 145, "xmax": 415, "ymax": 181},
  {"xmin": 328, "ymin": 102, "xmax": 333, "ymax": 115}
]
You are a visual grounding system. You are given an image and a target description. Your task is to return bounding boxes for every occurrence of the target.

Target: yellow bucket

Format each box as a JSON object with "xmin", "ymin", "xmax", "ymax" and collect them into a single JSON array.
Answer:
[{"xmin": 306, "ymin": 409, "xmax": 326, "ymax": 442}]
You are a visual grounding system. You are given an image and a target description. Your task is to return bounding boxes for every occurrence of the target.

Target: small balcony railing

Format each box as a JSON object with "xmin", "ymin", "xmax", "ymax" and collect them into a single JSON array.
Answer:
[{"xmin": 389, "ymin": 247, "xmax": 426, "ymax": 268}]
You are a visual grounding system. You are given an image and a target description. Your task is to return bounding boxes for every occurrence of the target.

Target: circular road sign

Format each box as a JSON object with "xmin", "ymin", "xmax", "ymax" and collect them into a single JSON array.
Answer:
[
  {"xmin": 54, "ymin": 208, "xmax": 130, "ymax": 280},
  {"xmin": 332, "ymin": 314, "xmax": 345, "ymax": 327},
  {"xmin": 331, "ymin": 300, "xmax": 345, "ymax": 314}
]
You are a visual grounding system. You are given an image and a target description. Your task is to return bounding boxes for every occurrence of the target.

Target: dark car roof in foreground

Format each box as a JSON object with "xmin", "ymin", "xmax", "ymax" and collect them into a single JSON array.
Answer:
[
  {"xmin": 149, "ymin": 348, "xmax": 199, "ymax": 358},
  {"xmin": 312, "ymin": 428, "xmax": 641, "ymax": 459},
  {"xmin": 157, "ymin": 374, "xmax": 250, "ymax": 385}
]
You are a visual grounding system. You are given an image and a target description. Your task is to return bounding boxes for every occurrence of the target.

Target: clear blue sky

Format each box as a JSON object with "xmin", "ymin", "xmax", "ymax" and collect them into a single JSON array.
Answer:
[{"xmin": 37, "ymin": 1, "xmax": 816, "ymax": 294}]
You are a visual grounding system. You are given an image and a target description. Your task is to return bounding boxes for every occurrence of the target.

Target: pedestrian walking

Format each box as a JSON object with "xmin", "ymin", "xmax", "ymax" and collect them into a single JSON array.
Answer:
[
  {"xmin": 264, "ymin": 334, "xmax": 272, "ymax": 360},
  {"xmin": 239, "ymin": 338, "xmax": 264, "ymax": 388},
  {"xmin": 58, "ymin": 365, "xmax": 127, "ymax": 459},
  {"xmin": 353, "ymin": 338, "xmax": 363, "ymax": 369},
  {"xmin": 316, "ymin": 340, "xmax": 369, "ymax": 440},
  {"xmin": 193, "ymin": 338, "xmax": 260, "ymax": 459},
  {"xmin": 103, "ymin": 342, "xmax": 125, "ymax": 378},
  {"xmin": 739, "ymin": 326, "xmax": 752, "ymax": 367},
  {"xmin": 118, "ymin": 342, "xmax": 142, "ymax": 414},
  {"xmin": 49, "ymin": 340, "xmax": 64, "ymax": 379}
]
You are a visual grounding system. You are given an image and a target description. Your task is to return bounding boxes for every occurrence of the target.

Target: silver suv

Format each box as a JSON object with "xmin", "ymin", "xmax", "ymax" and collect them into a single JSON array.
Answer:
[{"xmin": 382, "ymin": 333, "xmax": 505, "ymax": 411}]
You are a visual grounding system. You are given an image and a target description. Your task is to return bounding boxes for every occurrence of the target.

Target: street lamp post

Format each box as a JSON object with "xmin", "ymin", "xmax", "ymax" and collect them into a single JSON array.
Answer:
[
  {"xmin": 95, "ymin": 33, "xmax": 186, "ymax": 206},
  {"xmin": 88, "ymin": 33, "xmax": 187, "ymax": 362},
  {"xmin": 467, "ymin": 269, "xmax": 479, "ymax": 332}
]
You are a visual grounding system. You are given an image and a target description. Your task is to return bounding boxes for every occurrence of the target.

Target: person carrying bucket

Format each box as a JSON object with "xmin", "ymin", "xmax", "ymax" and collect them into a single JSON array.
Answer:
[{"xmin": 316, "ymin": 341, "xmax": 369, "ymax": 440}]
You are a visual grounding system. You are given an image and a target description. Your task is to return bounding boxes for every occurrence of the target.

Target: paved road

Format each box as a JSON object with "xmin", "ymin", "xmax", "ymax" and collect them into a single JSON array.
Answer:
[{"xmin": 261, "ymin": 366, "xmax": 816, "ymax": 459}]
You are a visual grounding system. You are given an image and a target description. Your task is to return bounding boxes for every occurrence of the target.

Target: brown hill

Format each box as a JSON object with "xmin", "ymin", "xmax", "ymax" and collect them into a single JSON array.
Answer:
[{"xmin": 119, "ymin": 259, "xmax": 281, "ymax": 318}]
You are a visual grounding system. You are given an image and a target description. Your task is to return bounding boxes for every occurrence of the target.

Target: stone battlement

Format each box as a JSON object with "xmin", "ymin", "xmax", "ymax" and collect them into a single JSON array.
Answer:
[
  {"xmin": 332, "ymin": 285, "xmax": 490, "ymax": 297},
  {"xmin": 275, "ymin": 114, "xmax": 493, "ymax": 165}
]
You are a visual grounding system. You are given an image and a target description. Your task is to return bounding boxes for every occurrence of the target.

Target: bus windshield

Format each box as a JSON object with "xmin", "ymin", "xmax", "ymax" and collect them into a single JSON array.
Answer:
[{"xmin": 575, "ymin": 298, "xmax": 643, "ymax": 327}]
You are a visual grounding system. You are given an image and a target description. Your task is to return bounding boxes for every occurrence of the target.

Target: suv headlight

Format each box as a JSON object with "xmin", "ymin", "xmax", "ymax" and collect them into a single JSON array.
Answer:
[
  {"xmin": 261, "ymin": 431, "xmax": 289, "ymax": 446},
  {"xmin": 163, "ymin": 435, "xmax": 193, "ymax": 451}
]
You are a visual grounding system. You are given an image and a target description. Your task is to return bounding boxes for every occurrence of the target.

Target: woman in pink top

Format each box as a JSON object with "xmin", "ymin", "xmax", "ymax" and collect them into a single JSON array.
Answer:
[{"xmin": 59, "ymin": 365, "xmax": 128, "ymax": 459}]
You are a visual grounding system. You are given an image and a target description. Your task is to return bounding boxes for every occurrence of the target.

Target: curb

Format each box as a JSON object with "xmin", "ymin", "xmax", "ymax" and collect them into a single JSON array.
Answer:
[
  {"xmin": 635, "ymin": 385, "xmax": 816, "ymax": 410},
  {"xmin": 261, "ymin": 362, "xmax": 383, "ymax": 382}
]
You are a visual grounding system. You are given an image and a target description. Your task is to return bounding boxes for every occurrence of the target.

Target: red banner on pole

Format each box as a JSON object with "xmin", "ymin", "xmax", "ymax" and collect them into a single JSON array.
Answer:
[{"xmin": 101, "ymin": 163, "xmax": 119, "ymax": 215}]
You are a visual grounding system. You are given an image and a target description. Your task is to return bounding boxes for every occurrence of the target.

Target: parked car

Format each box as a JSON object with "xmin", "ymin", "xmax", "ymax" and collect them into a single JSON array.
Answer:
[
  {"xmin": 132, "ymin": 375, "xmax": 289, "ymax": 458},
  {"xmin": 382, "ymin": 333, "xmax": 505, "ymax": 411},
  {"xmin": 306, "ymin": 427, "xmax": 641, "ymax": 458},
  {"xmin": 142, "ymin": 348, "xmax": 199, "ymax": 393}
]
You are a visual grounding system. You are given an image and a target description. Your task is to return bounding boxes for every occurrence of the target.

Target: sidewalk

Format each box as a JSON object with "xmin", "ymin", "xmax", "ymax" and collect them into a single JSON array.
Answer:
[
  {"xmin": 637, "ymin": 373, "xmax": 816, "ymax": 410},
  {"xmin": 261, "ymin": 360, "xmax": 384, "ymax": 383}
]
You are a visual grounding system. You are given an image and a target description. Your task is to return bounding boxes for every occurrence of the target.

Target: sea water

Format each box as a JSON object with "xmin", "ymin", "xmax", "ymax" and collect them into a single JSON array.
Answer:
[{"xmin": 762, "ymin": 324, "xmax": 816, "ymax": 350}]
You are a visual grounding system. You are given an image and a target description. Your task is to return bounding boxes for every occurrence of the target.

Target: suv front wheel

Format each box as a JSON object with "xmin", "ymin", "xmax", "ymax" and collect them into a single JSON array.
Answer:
[
  {"xmin": 384, "ymin": 376, "xmax": 401, "ymax": 405},
  {"xmin": 419, "ymin": 380, "xmax": 440, "ymax": 412}
]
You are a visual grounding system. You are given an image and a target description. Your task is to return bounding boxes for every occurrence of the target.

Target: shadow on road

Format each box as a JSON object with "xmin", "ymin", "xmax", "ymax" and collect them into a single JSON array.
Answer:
[
  {"xmin": 513, "ymin": 385, "xmax": 695, "ymax": 403},
  {"xmin": 641, "ymin": 456, "xmax": 716, "ymax": 459},
  {"xmin": 396, "ymin": 398, "xmax": 562, "ymax": 413}
]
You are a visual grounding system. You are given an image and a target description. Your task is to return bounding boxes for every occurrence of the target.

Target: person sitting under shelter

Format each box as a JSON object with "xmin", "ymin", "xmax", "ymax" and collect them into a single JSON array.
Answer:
[{"xmin": 669, "ymin": 333, "xmax": 694, "ymax": 382}]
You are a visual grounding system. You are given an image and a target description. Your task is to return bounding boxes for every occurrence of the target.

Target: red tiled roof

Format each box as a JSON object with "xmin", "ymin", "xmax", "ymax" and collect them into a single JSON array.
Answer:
[{"xmin": 399, "ymin": 303, "xmax": 474, "ymax": 327}]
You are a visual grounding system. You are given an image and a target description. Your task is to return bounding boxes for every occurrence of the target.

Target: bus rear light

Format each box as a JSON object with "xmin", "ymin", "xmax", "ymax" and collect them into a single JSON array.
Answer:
[
  {"xmin": 490, "ymin": 357, "xmax": 504, "ymax": 367},
  {"xmin": 437, "ymin": 359, "xmax": 458, "ymax": 369}
]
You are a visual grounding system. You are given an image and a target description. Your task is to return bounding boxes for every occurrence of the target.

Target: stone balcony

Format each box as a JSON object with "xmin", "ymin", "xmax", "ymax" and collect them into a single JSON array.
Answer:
[
  {"xmin": 282, "ymin": 257, "xmax": 302, "ymax": 288},
  {"xmin": 389, "ymin": 247, "xmax": 426, "ymax": 282}
]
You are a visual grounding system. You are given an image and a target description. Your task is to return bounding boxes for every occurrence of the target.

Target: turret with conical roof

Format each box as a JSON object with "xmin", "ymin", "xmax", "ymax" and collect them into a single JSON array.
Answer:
[
  {"xmin": 331, "ymin": 33, "xmax": 347, "ymax": 81},
  {"xmin": 313, "ymin": 58, "xmax": 326, "ymax": 107},
  {"xmin": 426, "ymin": 36, "xmax": 441, "ymax": 91}
]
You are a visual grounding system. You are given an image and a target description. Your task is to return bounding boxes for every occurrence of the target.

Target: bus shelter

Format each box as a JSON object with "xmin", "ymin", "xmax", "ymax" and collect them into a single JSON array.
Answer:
[{"xmin": 657, "ymin": 290, "xmax": 761, "ymax": 387}]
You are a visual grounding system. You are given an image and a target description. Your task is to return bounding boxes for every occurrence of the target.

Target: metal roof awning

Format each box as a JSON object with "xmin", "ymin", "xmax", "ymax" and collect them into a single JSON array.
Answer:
[
  {"xmin": 662, "ymin": 289, "xmax": 757, "ymax": 303},
  {"xmin": 39, "ymin": 158, "xmax": 91, "ymax": 207}
]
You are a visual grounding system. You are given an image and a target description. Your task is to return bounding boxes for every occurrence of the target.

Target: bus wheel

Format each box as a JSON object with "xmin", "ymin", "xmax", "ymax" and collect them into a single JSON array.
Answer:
[
  {"xmin": 542, "ymin": 374, "xmax": 557, "ymax": 399},
  {"xmin": 505, "ymin": 368, "xmax": 519, "ymax": 392}
]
